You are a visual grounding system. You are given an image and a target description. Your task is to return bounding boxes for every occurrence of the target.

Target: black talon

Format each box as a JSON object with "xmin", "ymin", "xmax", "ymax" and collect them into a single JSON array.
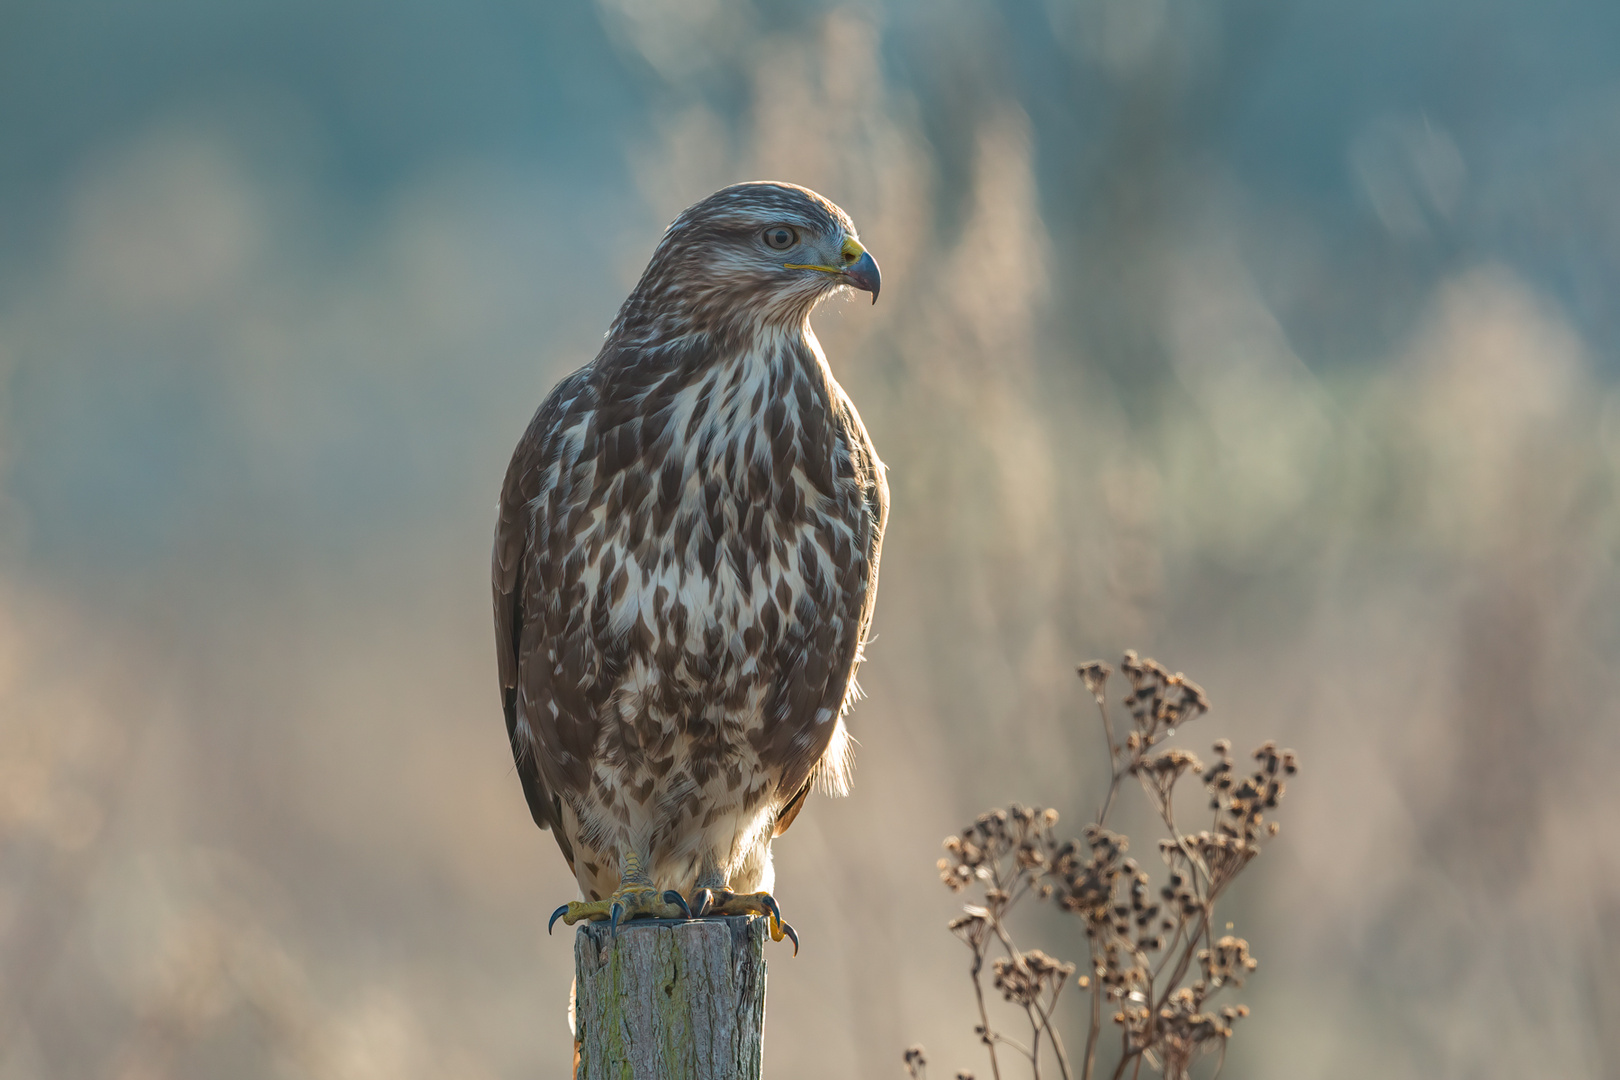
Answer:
[
  {"xmin": 759, "ymin": 894, "xmax": 783, "ymax": 923},
  {"xmin": 548, "ymin": 904, "xmax": 570, "ymax": 935},
  {"xmin": 609, "ymin": 901, "xmax": 624, "ymax": 938},
  {"xmin": 781, "ymin": 920, "xmax": 800, "ymax": 956},
  {"xmin": 692, "ymin": 888, "xmax": 713, "ymax": 917},
  {"xmin": 663, "ymin": 890, "xmax": 693, "ymax": 919}
]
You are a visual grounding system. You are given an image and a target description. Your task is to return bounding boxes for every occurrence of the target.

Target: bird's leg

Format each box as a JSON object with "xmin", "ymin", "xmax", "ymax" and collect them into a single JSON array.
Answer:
[
  {"xmin": 690, "ymin": 870, "xmax": 799, "ymax": 955},
  {"xmin": 548, "ymin": 851, "xmax": 690, "ymax": 937}
]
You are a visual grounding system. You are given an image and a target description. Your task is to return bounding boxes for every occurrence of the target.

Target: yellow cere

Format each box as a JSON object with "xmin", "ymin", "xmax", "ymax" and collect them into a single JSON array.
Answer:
[{"xmin": 784, "ymin": 235, "xmax": 865, "ymax": 274}]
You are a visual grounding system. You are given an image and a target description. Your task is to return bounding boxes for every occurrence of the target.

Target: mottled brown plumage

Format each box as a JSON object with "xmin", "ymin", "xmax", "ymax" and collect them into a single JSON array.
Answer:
[{"xmin": 493, "ymin": 182, "xmax": 887, "ymax": 934}]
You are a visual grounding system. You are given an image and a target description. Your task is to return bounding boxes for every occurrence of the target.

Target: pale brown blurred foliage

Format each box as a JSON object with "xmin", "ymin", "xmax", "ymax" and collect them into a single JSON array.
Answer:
[{"xmin": 3, "ymin": 3, "xmax": 1620, "ymax": 1079}]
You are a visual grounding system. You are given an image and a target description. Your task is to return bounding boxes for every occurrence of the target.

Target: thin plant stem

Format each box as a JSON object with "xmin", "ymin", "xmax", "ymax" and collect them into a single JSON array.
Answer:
[
  {"xmin": 1093, "ymin": 692, "xmax": 1125, "ymax": 825},
  {"xmin": 992, "ymin": 1033, "xmax": 1034, "ymax": 1059},
  {"xmin": 1097, "ymin": 764, "xmax": 1129, "ymax": 829},
  {"xmin": 1109, "ymin": 1038, "xmax": 1132, "ymax": 1080},
  {"xmin": 1082, "ymin": 958, "xmax": 1102, "ymax": 1080},
  {"xmin": 1110, "ymin": 1015, "xmax": 1152, "ymax": 1080},
  {"xmin": 1035, "ymin": 984, "xmax": 1075, "ymax": 1080},
  {"xmin": 970, "ymin": 946, "xmax": 1005, "ymax": 1080}
]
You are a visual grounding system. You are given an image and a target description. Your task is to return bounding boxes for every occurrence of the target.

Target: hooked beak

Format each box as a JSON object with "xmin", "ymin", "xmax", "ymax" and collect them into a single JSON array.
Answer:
[
  {"xmin": 785, "ymin": 235, "xmax": 882, "ymax": 305},
  {"xmin": 842, "ymin": 249, "xmax": 881, "ymax": 304}
]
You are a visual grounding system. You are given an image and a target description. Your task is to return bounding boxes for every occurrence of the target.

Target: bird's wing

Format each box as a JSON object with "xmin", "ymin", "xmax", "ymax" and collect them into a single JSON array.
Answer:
[
  {"xmin": 770, "ymin": 386, "xmax": 890, "ymax": 835},
  {"xmin": 492, "ymin": 368, "xmax": 599, "ymax": 873},
  {"xmin": 842, "ymin": 390, "xmax": 890, "ymax": 674}
]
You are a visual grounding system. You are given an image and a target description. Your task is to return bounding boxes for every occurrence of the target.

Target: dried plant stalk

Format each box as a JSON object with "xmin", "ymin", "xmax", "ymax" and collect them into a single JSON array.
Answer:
[{"xmin": 911, "ymin": 653, "xmax": 1298, "ymax": 1080}]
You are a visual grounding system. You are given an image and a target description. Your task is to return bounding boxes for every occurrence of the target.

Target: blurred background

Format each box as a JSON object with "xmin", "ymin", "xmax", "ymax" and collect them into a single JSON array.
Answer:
[{"xmin": 3, "ymin": 1, "xmax": 1619, "ymax": 1077}]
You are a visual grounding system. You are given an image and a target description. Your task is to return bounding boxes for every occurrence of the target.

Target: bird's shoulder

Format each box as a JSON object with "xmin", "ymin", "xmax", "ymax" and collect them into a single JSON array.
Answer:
[{"xmin": 491, "ymin": 364, "xmax": 602, "ymax": 684}]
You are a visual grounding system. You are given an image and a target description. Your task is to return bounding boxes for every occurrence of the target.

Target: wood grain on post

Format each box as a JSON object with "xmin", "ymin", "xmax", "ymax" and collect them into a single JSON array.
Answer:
[{"xmin": 573, "ymin": 915, "xmax": 768, "ymax": 1080}]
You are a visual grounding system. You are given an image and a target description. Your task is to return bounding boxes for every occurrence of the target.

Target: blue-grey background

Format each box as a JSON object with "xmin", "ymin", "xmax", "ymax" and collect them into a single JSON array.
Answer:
[{"xmin": 3, "ymin": 2, "xmax": 1618, "ymax": 1077}]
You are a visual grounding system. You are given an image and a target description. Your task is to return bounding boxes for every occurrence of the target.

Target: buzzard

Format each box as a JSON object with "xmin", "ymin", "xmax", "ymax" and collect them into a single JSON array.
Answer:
[{"xmin": 493, "ymin": 182, "xmax": 887, "ymax": 950}]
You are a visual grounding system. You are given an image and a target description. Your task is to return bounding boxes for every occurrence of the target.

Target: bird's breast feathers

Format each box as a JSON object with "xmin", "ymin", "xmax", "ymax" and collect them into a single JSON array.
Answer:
[{"xmin": 523, "ymin": 328, "xmax": 879, "ymax": 825}]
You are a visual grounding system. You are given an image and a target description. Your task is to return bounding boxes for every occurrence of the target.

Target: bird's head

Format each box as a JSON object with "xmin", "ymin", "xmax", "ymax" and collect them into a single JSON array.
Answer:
[{"xmin": 615, "ymin": 181, "xmax": 881, "ymax": 342}]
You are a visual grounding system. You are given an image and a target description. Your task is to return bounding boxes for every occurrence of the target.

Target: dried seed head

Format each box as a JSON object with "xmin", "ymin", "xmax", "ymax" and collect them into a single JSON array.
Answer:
[
  {"xmin": 991, "ymin": 948, "xmax": 1076, "ymax": 1006},
  {"xmin": 1078, "ymin": 660, "xmax": 1113, "ymax": 701}
]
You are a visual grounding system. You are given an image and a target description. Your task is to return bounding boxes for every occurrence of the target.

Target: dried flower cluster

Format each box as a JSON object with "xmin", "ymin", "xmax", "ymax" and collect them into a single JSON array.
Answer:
[
  {"xmin": 993, "ymin": 950, "xmax": 1077, "ymax": 1009},
  {"xmin": 910, "ymin": 654, "xmax": 1299, "ymax": 1080}
]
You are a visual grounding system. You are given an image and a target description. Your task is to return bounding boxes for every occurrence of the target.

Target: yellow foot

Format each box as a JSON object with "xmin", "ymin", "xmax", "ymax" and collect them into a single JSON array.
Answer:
[
  {"xmin": 692, "ymin": 888, "xmax": 799, "ymax": 955},
  {"xmin": 548, "ymin": 884, "xmax": 691, "ymax": 937}
]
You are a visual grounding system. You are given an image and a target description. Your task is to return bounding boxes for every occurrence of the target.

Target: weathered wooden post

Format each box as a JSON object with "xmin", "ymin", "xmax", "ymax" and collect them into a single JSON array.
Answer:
[{"xmin": 573, "ymin": 915, "xmax": 768, "ymax": 1079}]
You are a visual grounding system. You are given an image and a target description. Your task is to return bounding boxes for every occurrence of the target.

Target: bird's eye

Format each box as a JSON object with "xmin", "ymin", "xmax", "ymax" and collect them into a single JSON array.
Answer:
[{"xmin": 763, "ymin": 226, "xmax": 798, "ymax": 251}]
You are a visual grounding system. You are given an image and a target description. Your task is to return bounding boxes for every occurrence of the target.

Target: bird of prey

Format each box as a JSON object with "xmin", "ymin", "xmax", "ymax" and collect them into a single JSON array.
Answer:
[{"xmin": 493, "ymin": 182, "xmax": 887, "ymax": 949}]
